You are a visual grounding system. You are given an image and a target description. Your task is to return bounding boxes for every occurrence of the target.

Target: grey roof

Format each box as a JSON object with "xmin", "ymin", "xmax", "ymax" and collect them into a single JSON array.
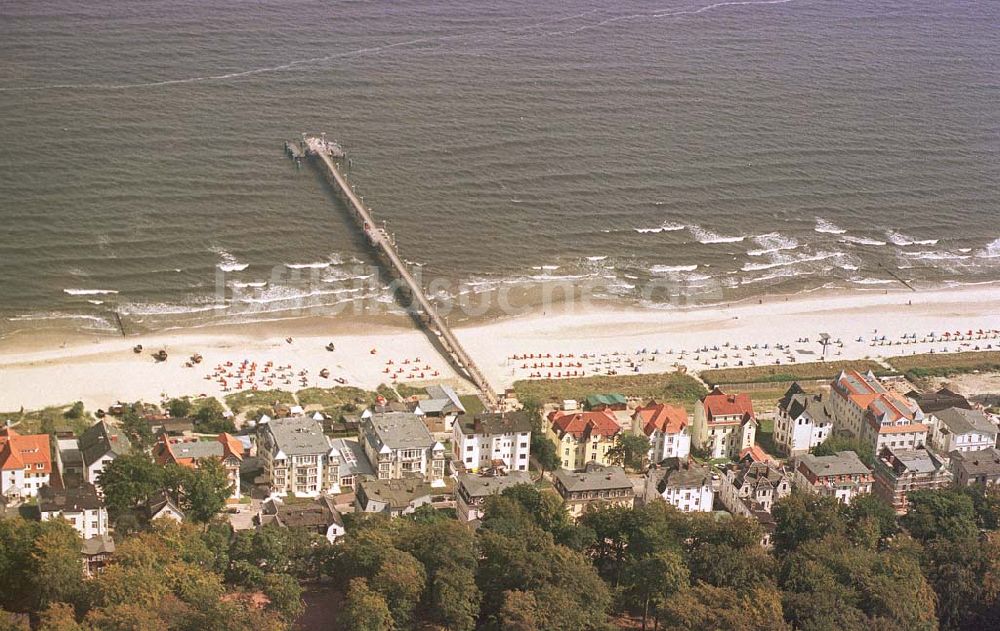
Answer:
[
  {"xmin": 456, "ymin": 411, "xmax": 533, "ymax": 436},
  {"xmin": 329, "ymin": 438, "xmax": 374, "ymax": 477},
  {"xmin": 730, "ymin": 460, "xmax": 790, "ymax": 490},
  {"xmin": 798, "ymin": 451, "xmax": 871, "ymax": 477},
  {"xmin": 39, "ymin": 484, "xmax": 104, "ymax": 513},
  {"xmin": 146, "ymin": 491, "xmax": 184, "ymax": 519},
  {"xmin": 786, "ymin": 393, "xmax": 835, "ymax": 426},
  {"xmin": 951, "ymin": 447, "xmax": 1000, "ymax": 477},
  {"xmin": 907, "ymin": 388, "xmax": 971, "ymax": 414},
  {"xmin": 363, "ymin": 412, "xmax": 435, "ymax": 452},
  {"xmin": 260, "ymin": 497, "xmax": 342, "ymax": 529},
  {"xmin": 81, "ymin": 534, "xmax": 115, "ymax": 556},
  {"xmin": 777, "ymin": 383, "xmax": 806, "ymax": 413},
  {"xmin": 457, "ymin": 471, "xmax": 533, "ymax": 499},
  {"xmin": 934, "ymin": 407, "xmax": 997, "ymax": 437},
  {"xmin": 267, "ymin": 416, "xmax": 331, "ymax": 456},
  {"xmin": 879, "ymin": 448, "xmax": 944, "ymax": 476},
  {"xmin": 655, "ymin": 457, "xmax": 713, "ymax": 490},
  {"xmin": 420, "ymin": 385, "xmax": 465, "ymax": 415},
  {"xmin": 554, "ymin": 464, "xmax": 632, "ymax": 493},
  {"xmin": 57, "ymin": 438, "xmax": 83, "ymax": 466},
  {"xmin": 79, "ymin": 420, "xmax": 132, "ymax": 466},
  {"xmin": 358, "ymin": 475, "xmax": 439, "ymax": 510},
  {"xmin": 168, "ymin": 440, "xmax": 224, "ymax": 460}
]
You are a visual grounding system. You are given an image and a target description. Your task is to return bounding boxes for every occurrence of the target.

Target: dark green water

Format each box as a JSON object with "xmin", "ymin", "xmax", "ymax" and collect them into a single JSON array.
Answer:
[{"xmin": 1, "ymin": 0, "xmax": 998, "ymax": 336}]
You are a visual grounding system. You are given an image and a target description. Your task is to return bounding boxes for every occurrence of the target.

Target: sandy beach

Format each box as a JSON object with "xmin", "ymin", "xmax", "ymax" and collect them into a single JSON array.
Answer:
[{"xmin": 2, "ymin": 286, "xmax": 1000, "ymax": 412}]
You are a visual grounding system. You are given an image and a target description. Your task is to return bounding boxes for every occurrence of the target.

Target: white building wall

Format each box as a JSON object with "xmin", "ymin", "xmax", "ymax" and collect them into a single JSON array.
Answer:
[{"xmin": 659, "ymin": 484, "xmax": 713, "ymax": 513}]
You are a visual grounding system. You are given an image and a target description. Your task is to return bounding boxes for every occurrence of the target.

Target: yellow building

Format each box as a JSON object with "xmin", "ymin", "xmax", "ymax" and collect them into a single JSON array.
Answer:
[{"xmin": 546, "ymin": 409, "xmax": 622, "ymax": 471}]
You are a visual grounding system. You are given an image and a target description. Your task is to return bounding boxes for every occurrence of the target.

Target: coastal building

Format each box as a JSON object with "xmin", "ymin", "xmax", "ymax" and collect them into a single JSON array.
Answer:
[
  {"xmin": 153, "ymin": 433, "xmax": 244, "ymax": 499},
  {"xmin": 82, "ymin": 535, "xmax": 116, "ymax": 578},
  {"xmin": 927, "ymin": 407, "xmax": 998, "ymax": 454},
  {"xmin": 585, "ymin": 393, "xmax": 628, "ymax": 412},
  {"xmin": 455, "ymin": 470, "xmax": 533, "ymax": 522},
  {"xmin": 547, "ymin": 409, "xmax": 622, "ymax": 471},
  {"xmin": 453, "ymin": 411, "xmax": 532, "ymax": 473},
  {"xmin": 79, "ymin": 420, "xmax": 132, "ymax": 493},
  {"xmin": 328, "ymin": 438, "xmax": 374, "ymax": 492},
  {"xmin": 146, "ymin": 491, "xmax": 185, "ymax": 522},
  {"xmin": 692, "ymin": 387, "xmax": 757, "ymax": 460},
  {"xmin": 950, "ymin": 447, "xmax": 1000, "ymax": 487},
  {"xmin": 632, "ymin": 401, "xmax": 691, "ymax": 463},
  {"xmin": 829, "ymin": 370, "xmax": 928, "ymax": 452},
  {"xmin": 355, "ymin": 475, "xmax": 451, "ymax": 518},
  {"xmin": 412, "ymin": 384, "xmax": 465, "ymax": 438},
  {"xmin": 360, "ymin": 411, "xmax": 446, "ymax": 484},
  {"xmin": 794, "ymin": 450, "xmax": 873, "ymax": 505},
  {"xmin": 644, "ymin": 457, "xmax": 714, "ymax": 513},
  {"xmin": 38, "ymin": 484, "xmax": 108, "ymax": 540},
  {"xmin": 873, "ymin": 447, "xmax": 951, "ymax": 514},
  {"xmin": 257, "ymin": 497, "xmax": 345, "ymax": 543},
  {"xmin": 774, "ymin": 385, "xmax": 834, "ymax": 456},
  {"xmin": 905, "ymin": 387, "xmax": 972, "ymax": 415},
  {"xmin": 718, "ymin": 458, "xmax": 792, "ymax": 547},
  {"xmin": 259, "ymin": 416, "xmax": 337, "ymax": 497},
  {"xmin": 0, "ymin": 428, "xmax": 51, "ymax": 499},
  {"xmin": 552, "ymin": 464, "xmax": 635, "ymax": 519},
  {"xmin": 55, "ymin": 436, "xmax": 84, "ymax": 488}
]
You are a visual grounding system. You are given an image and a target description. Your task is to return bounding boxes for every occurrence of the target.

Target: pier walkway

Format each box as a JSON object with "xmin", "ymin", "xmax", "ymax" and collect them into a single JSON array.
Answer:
[{"xmin": 297, "ymin": 135, "xmax": 499, "ymax": 409}]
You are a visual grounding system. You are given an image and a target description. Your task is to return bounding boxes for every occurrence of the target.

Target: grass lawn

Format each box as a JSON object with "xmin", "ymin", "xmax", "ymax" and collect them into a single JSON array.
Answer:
[
  {"xmin": 700, "ymin": 359, "xmax": 891, "ymax": 386},
  {"xmin": 513, "ymin": 372, "xmax": 707, "ymax": 407},
  {"xmin": 887, "ymin": 351, "xmax": 1000, "ymax": 380},
  {"xmin": 0, "ymin": 404, "xmax": 93, "ymax": 436},
  {"xmin": 297, "ymin": 386, "xmax": 378, "ymax": 418},
  {"xmin": 224, "ymin": 389, "xmax": 296, "ymax": 414}
]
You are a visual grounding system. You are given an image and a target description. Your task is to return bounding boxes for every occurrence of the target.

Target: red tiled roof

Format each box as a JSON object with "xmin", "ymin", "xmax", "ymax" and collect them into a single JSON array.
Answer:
[
  {"xmin": 701, "ymin": 387, "xmax": 755, "ymax": 425},
  {"xmin": 0, "ymin": 431, "xmax": 52, "ymax": 474},
  {"xmin": 739, "ymin": 445, "xmax": 774, "ymax": 464},
  {"xmin": 549, "ymin": 409, "xmax": 621, "ymax": 440},
  {"xmin": 633, "ymin": 402, "xmax": 688, "ymax": 436}
]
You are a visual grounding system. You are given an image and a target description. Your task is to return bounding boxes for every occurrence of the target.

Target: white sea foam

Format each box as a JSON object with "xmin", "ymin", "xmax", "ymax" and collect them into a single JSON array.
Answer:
[
  {"xmin": 231, "ymin": 281, "xmax": 268, "ymax": 289},
  {"xmin": 285, "ymin": 261, "xmax": 331, "ymax": 270},
  {"xmin": 840, "ymin": 235, "xmax": 887, "ymax": 246},
  {"xmin": 886, "ymin": 230, "xmax": 939, "ymax": 246},
  {"xmin": 851, "ymin": 278, "xmax": 894, "ymax": 285},
  {"xmin": 650, "ymin": 264, "xmax": 699, "ymax": 274},
  {"xmin": 814, "ymin": 217, "xmax": 846, "ymax": 235},
  {"xmin": 842, "ymin": 264, "xmax": 859, "ymax": 271},
  {"xmin": 976, "ymin": 238, "xmax": 1000, "ymax": 259},
  {"xmin": 635, "ymin": 222, "xmax": 685, "ymax": 234},
  {"xmin": 532, "ymin": 265, "xmax": 561, "ymax": 271},
  {"xmin": 689, "ymin": 225, "xmax": 744, "ymax": 244},
  {"xmin": 741, "ymin": 252, "xmax": 843, "ymax": 272},
  {"xmin": 215, "ymin": 249, "xmax": 249, "ymax": 272},
  {"xmin": 586, "ymin": 256, "xmax": 608, "ymax": 261},
  {"xmin": 747, "ymin": 232, "xmax": 799, "ymax": 256},
  {"xmin": 63, "ymin": 288, "xmax": 119, "ymax": 296},
  {"xmin": 119, "ymin": 302, "xmax": 228, "ymax": 316},
  {"xmin": 903, "ymin": 251, "xmax": 971, "ymax": 261},
  {"xmin": 87, "ymin": 300, "xmax": 104, "ymax": 305}
]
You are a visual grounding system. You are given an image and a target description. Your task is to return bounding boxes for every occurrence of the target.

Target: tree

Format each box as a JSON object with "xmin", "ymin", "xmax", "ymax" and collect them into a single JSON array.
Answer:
[
  {"xmin": 772, "ymin": 493, "xmax": 846, "ymax": 555},
  {"xmin": 371, "ymin": 549, "xmax": 426, "ymax": 628},
  {"xmin": 341, "ymin": 578, "xmax": 394, "ymax": 631},
  {"xmin": 902, "ymin": 489, "xmax": 978, "ymax": 542},
  {"xmin": 531, "ymin": 436, "xmax": 560, "ymax": 473},
  {"xmin": 622, "ymin": 549, "xmax": 689, "ymax": 630},
  {"xmin": 97, "ymin": 453, "xmax": 166, "ymax": 522},
  {"xmin": 499, "ymin": 590, "xmax": 539, "ymax": 631},
  {"xmin": 176, "ymin": 458, "xmax": 233, "ymax": 523},
  {"xmin": 0, "ymin": 610, "xmax": 29, "ymax": 631},
  {"xmin": 846, "ymin": 493, "xmax": 898, "ymax": 547},
  {"xmin": 193, "ymin": 399, "xmax": 234, "ymax": 434},
  {"xmin": 64, "ymin": 402, "xmax": 85, "ymax": 421},
  {"xmin": 261, "ymin": 573, "xmax": 303, "ymax": 622},
  {"xmin": 166, "ymin": 398, "xmax": 193, "ymax": 419},
  {"xmin": 659, "ymin": 583, "xmax": 790, "ymax": 631},
  {"xmin": 608, "ymin": 433, "xmax": 651, "ymax": 472},
  {"xmin": 29, "ymin": 521, "xmax": 85, "ymax": 609},
  {"xmin": 812, "ymin": 435, "xmax": 874, "ymax": 467},
  {"xmin": 37, "ymin": 603, "xmax": 88, "ymax": 631},
  {"xmin": 120, "ymin": 403, "xmax": 153, "ymax": 450}
]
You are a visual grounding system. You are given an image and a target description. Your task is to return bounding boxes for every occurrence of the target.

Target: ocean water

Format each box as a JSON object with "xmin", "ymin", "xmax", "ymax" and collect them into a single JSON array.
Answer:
[{"xmin": 1, "ymin": 0, "xmax": 998, "ymax": 336}]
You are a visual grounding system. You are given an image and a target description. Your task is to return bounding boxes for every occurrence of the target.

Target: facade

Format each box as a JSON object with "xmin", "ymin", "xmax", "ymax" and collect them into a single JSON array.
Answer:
[
  {"xmin": 645, "ymin": 457, "xmax": 714, "ymax": 513},
  {"xmin": 360, "ymin": 411, "xmax": 446, "ymax": 484},
  {"xmin": 692, "ymin": 387, "xmax": 757, "ymax": 460},
  {"xmin": 774, "ymin": 385, "xmax": 834, "ymax": 456},
  {"xmin": 873, "ymin": 447, "xmax": 952, "ymax": 514},
  {"xmin": 257, "ymin": 497, "xmax": 345, "ymax": 543},
  {"xmin": 79, "ymin": 420, "xmax": 132, "ymax": 492},
  {"xmin": 794, "ymin": 450, "xmax": 873, "ymax": 505},
  {"xmin": 455, "ymin": 470, "xmax": 533, "ymax": 522},
  {"xmin": 153, "ymin": 433, "xmax": 244, "ymax": 499},
  {"xmin": 928, "ymin": 407, "xmax": 997, "ymax": 454},
  {"xmin": 552, "ymin": 464, "xmax": 635, "ymax": 519},
  {"xmin": 147, "ymin": 492, "xmax": 185, "ymax": 522},
  {"xmin": 632, "ymin": 402, "xmax": 691, "ymax": 463},
  {"xmin": 718, "ymin": 459, "xmax": 792, "ymax": 518},
  {"xmin": 259, "ymin": 416, "xmax": 337, "ymax": 497},
  {"xmin": 950, "ymin": 447, "xmax": 1000, "ymax": 487},
  {"xmin": 830, "ymin": 370, "xmax": 928, "ymax": 452},
  {"xmin": 547, "ymin": 409, "xmax": 622, "ymax": 471},
  {"xmin": 453, "ymin": 411, "xmax": 532, "ymax": 473},
  {"xmin": 328, "ymin": 438, "xmax": 375, "ymax": 492},
  {"xmin": 0, "ymin": 428, "xmax": 51, "ymax": 499},
  {"xmin": 38, "ymin": 484, "xmax": 108, "ymax": 540}
]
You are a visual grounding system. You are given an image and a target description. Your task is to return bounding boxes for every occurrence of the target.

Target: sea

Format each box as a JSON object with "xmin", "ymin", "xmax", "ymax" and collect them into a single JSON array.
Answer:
[{"xmin": 1, "ymin": 0, "xmax": 998, "ymax": 338}]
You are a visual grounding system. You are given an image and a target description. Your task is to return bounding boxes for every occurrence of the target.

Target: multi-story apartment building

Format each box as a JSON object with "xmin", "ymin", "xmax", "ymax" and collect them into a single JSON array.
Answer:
[
  {"xmin": 774, "ymin": 385, "xmax": 834, "ymax": 456},
  {"xmin": 950, "ymin": 447, "xmax": 1000, "ymax": 487},
  {"xmin": 38, "ymin": 483, "xmax": 108, "ymax": 540},
  {"xmin": 692, "ymin": 387, "xmax": 757, "ymax": 460},
  {"xmin": 260, "ymin": 416, "xmax": 337, "ymax": 497},
  {"xmin": 0, "ymin": 428, "xmax": 51, "ymax": 499},
  {"xmin": 830, "ymin": 370, "xmax": 928, "ymax": 452},
  {"xmin": 455, "ymin": 470, "xmax": 533, "ymax": 521},
  {"xmin": 553, "ymin": 464, "xmax": 635, "ymax": 519},
  {"xmin": 153, "ymin": 433, "xmax": 244, "ymax": 499},
  {"xmin": 718, "ymin": 459, "xmax": 792, "ymax": 518},
  {"xmin": 360, "ymin": 411, "xmax": 446, "ymax": 485},
  {"xmin": 644, "ymin": 457, "xmax": 714, "ymax": 513},
  {"xmin": 79, "ymin": 420, "xmax": 132, "ymax": 493},
  {"xmin": 547, "ymin": 409, "xmax": 622, "ymax": 471},
  {"xmin": 873, "ymin": 447, "xmax": 951, "ymax": 514},
  {"xmin": 453, "ymin": 411, "xmax": 532, "ymax": 473},
  {"xmin": 928, "ymin": 407, "xmax": 998, "ymax": 454},
  {"xmin": 632, "ymin": 402, "xmax": 691, "ymax": 464},
  {"xmin": 794, "ymin": 450, "xmax": 873, "ymax": 505}
]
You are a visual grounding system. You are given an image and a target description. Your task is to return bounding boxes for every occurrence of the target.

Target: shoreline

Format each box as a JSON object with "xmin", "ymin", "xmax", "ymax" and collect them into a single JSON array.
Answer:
[{"xmin": 2, "ymin": 284, "xmax": 1000, "ymax": 412}]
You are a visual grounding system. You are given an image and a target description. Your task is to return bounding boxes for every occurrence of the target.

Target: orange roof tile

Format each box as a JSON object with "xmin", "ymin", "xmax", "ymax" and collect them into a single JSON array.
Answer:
[
  {"xmin": 633, "ymin": 402, "xmax": 688, "ymax": 436},
  {"xmin": 701, "ymin": 387, "xmax": 755, "ymax": 425},
  {"xmin": 549, "ymin": 410, "xmax": 621, "ymax": 440},
  {"xmin": 0, "ymin": 432, "xmax": 51, "ymax": 474}
]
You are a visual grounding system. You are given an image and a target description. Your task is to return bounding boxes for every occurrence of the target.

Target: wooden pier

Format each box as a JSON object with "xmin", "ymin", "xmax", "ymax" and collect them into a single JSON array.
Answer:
[{"xmin": 295, "ymin": 134, "xmax": 498, "ymax": 408}]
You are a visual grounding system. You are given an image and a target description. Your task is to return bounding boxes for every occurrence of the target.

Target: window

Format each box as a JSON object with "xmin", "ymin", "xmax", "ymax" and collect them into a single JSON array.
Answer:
[
  {"xmin": 466, "ymin": 445, "xmax": 474, "ymax": 451},
  {"xmin": 402, "ymin": 449, "xmax": 422, "ymax": 460}
]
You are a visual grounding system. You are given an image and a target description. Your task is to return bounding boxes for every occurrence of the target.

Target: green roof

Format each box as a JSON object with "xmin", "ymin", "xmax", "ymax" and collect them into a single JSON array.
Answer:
[{"xmin": 585, "ymin": 393, "xmax": 627, "ymax": 407}]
